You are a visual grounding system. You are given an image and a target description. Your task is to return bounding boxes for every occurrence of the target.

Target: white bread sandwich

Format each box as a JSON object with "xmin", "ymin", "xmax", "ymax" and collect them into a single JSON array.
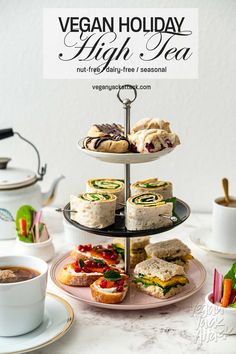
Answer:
[
  {"xmin": 90, "ymin": 270, "xmax": 129, "ymax": 304},
  {"xmin": 58, "ymin": 258, "xmax": 114, "ymax": 287},
  {"xmin": 133, "ymin": 258, "xmax": 189, "ymax": 299},
  {"xmin": 145, "ymin": 239, "xmax": 193, "ymax": 267},
  {"xmin": 71, "ymin": 243, "xmax": 124, "ymax": 269},
  {"xmin": 112, "ymin": 236, "xmax": 150, "ymax": 268}
]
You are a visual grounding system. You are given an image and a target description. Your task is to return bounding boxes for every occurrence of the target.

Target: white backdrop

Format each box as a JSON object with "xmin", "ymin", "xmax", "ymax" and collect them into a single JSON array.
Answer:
[{"xmin": 0, "ymin": 0, "xmax": 236, "ymax": 212}]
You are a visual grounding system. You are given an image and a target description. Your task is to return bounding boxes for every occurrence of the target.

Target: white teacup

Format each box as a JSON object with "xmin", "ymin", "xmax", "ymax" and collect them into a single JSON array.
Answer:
[
  {"xmin": 211, "ymin": 196, "xmax": 236, "ymax": 253},
  {"xmin": 0, "ymin": 255, "xmax": 48, "ymax": 336}
]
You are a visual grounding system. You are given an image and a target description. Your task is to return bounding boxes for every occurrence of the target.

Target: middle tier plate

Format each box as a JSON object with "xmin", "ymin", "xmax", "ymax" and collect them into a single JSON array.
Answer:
[
  {"xmin": 78, "ymin": 142, "xmax": 175, "ymax": 164},
  {"xmin": 63, "ymin": 198, "xmax": 190, "ymax": 237}
]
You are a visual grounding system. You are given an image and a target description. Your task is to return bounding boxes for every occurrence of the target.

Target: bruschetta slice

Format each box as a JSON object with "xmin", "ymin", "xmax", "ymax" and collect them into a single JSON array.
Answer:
[
  {"xmin": 90, "ymin": 270, "xmax": 129, "ymax": 304},
  {"xmin": 71, "ymin": 244, "xmax": 124, "ymax": 269},
  {"xmin": 58, "ymin": 258, "xmax": 112, "ymax": 287}
]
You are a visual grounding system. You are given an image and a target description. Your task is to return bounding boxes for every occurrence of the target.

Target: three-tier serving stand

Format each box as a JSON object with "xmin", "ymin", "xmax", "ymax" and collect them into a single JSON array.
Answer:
[
  {"xmin": 52, "ymin": 84, "xmax": 206, "ymax": 310},
  {"xmin": 63, "ymin": 84, "xmax": 191, "ymax": 273}
]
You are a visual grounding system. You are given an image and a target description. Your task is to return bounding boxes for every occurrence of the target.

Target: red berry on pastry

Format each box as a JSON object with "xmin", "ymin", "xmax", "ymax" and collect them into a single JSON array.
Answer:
[
  {"xmin": 110, "ymin": 254, "xmax": 118, "ymax": 260},
  {"xmin": 104, "ymin": 266, "xmax": 111, "ymax": 272},
  {"xmin": 102, "ymin": 251, "xmax": 111, "ymax": 259},
  {"xmin": 130, "ymin": 144, "xmax": 138, "ymax": 153},
  {"xmin": 83, "ymin": 267, "xmax": 92, "ymax": 273},
  {"xmin": 100, "ymin": 279, "xmax": 108, "ymax": 288},
  {"xmin": 145, "ymin": 142, "xmax": 155, "ymax": 152},
  {"xmin": 86, "ymin": 260, "xmax": 93, "ymax": 267},
  {"xmin": 116, "ymin": 279, "xmax": 124, "ymax": 286},
  {"xmin": 74, "ymin": 265, "xmax": 81, "ymax": 273},
  {"xmin": 116, "ymin": 285, "xmax": 124, "ymax": 292},
  {"xmin": 84, "ymin": 244, "xmax": 92, "ymax": 251}
]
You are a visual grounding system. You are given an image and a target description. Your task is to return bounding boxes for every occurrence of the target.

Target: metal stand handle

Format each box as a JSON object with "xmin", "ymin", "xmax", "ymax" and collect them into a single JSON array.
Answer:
[{"xmin": 117, "ymin": 85, "xmax": 137, "ymax": 273}]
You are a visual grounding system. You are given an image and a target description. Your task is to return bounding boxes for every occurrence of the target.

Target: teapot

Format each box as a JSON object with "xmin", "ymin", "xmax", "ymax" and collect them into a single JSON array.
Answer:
[{"xmin": 0, "ymin": 128, "xmax": 64, "ymax": 239}]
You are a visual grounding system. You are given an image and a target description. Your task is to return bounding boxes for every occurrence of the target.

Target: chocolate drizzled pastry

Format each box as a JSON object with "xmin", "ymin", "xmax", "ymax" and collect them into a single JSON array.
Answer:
[
  {"xmin": 83, "ymin": 123, "xmax": 129, "ymax": 153},
  {"xmin": 87, "ymin": 123, "xmax": 124, "ymax": 137},
  {"xmin": 83, "ymin": 135, "xmax": 129, "ymax": 153},
  {"xmin": 93, "ymin": 123, "xmax": 124, "ymax": 136},
  {"xmin": 84, "ymin": 135, "xmax": 129, "ymax": 150}
]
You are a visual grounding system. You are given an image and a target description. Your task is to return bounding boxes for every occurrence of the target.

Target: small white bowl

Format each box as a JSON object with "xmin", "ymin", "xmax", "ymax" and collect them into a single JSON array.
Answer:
[
  {"xmin": 63, "ymin": 219, "xmax": 110, "ymax": 245},
  {"xmin": 205, "ymin": 292, "xmax": 236, "ymax": 335},
  {"xmin": 15, "ymin": 236, "xmax": 55, "ymax": 262}
]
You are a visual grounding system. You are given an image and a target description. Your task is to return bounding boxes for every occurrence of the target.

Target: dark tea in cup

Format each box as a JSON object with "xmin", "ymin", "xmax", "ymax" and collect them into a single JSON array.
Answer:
[{"xmin": 0, "ymin": 266, "xmax": 40, "ymax": 283}]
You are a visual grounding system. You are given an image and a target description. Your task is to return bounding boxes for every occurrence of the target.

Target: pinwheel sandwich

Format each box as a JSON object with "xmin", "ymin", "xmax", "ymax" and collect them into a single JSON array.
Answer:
[
  {"xmin": 86, "ymin": 178, "xmax": 124, "ymax": 210},
  {"xmin": 131, "ymin": 178, "xmax": 172, "ymax": 200},
  {"xmin": 125, "ymin": 193, "xmax": 174, "ymax": 231},
  {"xmin": 70, "ymin": 193, "xmax": 116, "ymax": 229}
]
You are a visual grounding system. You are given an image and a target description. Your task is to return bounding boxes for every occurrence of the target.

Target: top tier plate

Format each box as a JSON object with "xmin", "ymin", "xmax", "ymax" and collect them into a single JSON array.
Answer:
[{"xmin": 78, "ymin": 142, "xmax": 175, "ymax": 164}]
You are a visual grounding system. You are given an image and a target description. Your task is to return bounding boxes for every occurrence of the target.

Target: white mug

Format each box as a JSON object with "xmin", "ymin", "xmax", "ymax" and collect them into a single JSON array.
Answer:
[
  {"xmin": 0, "ymin": 255, "xmax": 48, "ymax": 336},
  {"xmin": 211, "ymin": 196, "xmax": 236, "ymax": 253}
]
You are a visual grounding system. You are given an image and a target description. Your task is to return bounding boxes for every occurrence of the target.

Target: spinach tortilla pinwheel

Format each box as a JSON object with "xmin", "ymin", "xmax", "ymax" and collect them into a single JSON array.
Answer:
[
  {"xmin": 131, "ymin": 178, "xmax": 172, "ymax": 200},
  {"xmin": 125, "ymin": 193, "xmax": 173, "ymax": 231},
  {"xmin": 86, "ymin": 178, "xmax": 124, "ymax": 210},
  {"xmin": 70, "ymin": 193, "xmax": 117, "ymax": 229}
]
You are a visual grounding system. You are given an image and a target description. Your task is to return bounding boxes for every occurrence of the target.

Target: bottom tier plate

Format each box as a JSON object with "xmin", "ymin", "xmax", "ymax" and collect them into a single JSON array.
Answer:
[{"xmin": 50, "ymin": 253, "xmax": 206, "ymax": 310}]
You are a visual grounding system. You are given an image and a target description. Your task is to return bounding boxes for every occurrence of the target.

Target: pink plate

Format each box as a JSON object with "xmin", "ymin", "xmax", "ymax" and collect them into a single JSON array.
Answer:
[{"xmin": 50, "ymin": 253, "xmax": 206, "ymax": 310}]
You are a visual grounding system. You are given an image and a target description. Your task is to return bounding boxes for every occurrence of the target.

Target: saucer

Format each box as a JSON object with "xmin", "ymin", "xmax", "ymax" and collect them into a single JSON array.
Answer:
[
  {"xmin": 190, "ymin": 227, "xmax": 236, "ymax": 259},
  {"xmin": 0, "ymin": 292, "xmax": 74, "ymax": 354}
]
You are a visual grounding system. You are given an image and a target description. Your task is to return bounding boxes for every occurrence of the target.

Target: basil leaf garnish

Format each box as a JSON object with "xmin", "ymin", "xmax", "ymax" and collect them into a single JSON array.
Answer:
[
  {"xmin": 104, "ymin": 270, "xmax": 121, "ymax": 281},
  {"xmin": 164, "ymin": 197, "xmax": 181, "ymax": 222},
  {"xmin": 90, "ymin": 258, "xmax": 105, "ymax": 265},
  {"xmin": 164, "ymin": 197, "xmax": 176, "ymax": 208},
  {"xmin": 78, "ymin": 259, "xmax": 84, "ymax": 268}
]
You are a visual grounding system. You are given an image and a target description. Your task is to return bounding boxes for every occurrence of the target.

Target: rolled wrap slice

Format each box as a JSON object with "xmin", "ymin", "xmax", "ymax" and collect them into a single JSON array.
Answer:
[
  {"xmin": 131, "ymin": 178, "xmax": 172, "ymax": 199},
  {"xmin": 126, "ymin": 193, "xmax": 173, "ymax": 231},
  {"xmin": 86, "ymin": 179, "xmax": 124, "ymax": 210},
  {"xmin": 70, "ymin": 193, "xmax": 117, "ymax": 229}
]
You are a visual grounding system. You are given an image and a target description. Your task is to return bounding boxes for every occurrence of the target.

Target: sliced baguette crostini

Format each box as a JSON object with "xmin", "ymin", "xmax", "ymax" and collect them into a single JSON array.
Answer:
[
  {"xmin": 90, "ymin": 270, "xmax": 129, "ymax": 304},
  {"xmin": 71, "ymin": 244, "xmax": 124, "ymax": 269},
  {"xmin": 58, "ymin": 258, "xmax": 115, "ymax": 287}
]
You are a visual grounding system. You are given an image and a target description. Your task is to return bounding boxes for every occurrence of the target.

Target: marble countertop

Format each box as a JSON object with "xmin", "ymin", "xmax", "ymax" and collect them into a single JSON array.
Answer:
[{"xmin": 1, "ymin": 210, "xmax": 236, "ymax": 354}]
